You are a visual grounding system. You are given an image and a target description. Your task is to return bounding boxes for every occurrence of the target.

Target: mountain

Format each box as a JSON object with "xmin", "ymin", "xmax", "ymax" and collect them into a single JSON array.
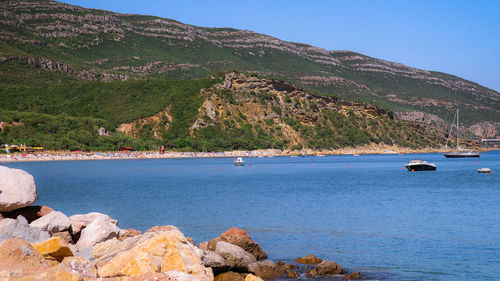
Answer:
[{"xmin": 0, "ymin": 0, "xmax": 497, "ymax": 150}]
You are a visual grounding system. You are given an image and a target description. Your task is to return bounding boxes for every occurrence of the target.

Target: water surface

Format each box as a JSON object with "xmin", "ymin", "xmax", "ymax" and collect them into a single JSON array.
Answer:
[{"xmin": 4, "ymin": 151, "xmax": 500, "ymax": 280}]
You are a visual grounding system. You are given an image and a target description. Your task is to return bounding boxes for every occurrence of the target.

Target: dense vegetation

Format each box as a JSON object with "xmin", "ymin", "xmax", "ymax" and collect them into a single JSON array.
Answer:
[{"xmin": 0, "ymin": 0, "xmax": 494, "ymax": 151}]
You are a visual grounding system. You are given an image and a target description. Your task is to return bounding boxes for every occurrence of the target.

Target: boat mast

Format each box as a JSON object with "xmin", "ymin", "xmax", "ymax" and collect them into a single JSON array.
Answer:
[{"xmin": 456, "ymin": 108, "xmax": 459, "ymax": 151}]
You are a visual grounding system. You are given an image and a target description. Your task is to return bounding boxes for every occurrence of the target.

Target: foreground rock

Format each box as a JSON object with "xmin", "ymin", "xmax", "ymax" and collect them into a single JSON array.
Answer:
[
  {"xmin": 2, "ymin": 205, "xmax": 53, "ymax": 223},
  {"xmin": 95, "ymin": 225, "xmax": 213, "ymax": 281},
  {"xmin": 60, "ymin": 256, "xmax": 97, "ymax": 279},
  {"xmin": 343, "ymin": 271, "xmax": 362, "ymax": 280},
  {"xmin": 69, "ymin": 212, "xmax": 118, "ymax": 238},
  {"xmin": 202, "ymin": 250, "xmax": 230, "ymax": 274},
  {"xmin": 30, "ymin": 210, "xmax": 71, "ymax": 235},
  {"xmin": 31, "ymin": 237, "xmax": 73, "ymax": 262},
  {"xmin": 295, "ymin": 254, "xmax": 323, "ymax": 264},
  {"xmin": 307, "ymin": 260, "xmax": 344, "ymax": 276},
  {"xmin": 207, "ymin": 227, "xmax": 267, "ymax": 260},
  {"xmin": 0, "ymin": 166, "xmax": 38, "ymax": 212},
  {"xmin": 0, "ymin": 216, "xmax": 50, "ymax": 243},
  {"xmin": 214, "ymin": 271, "xmax": 247, "ymax": 281},
  {"xmin": 215, "ymin": 241, "xmax": 257, "ymax": 272},
  {"xmin": 0, "ymin": 237, "xmax": 48, "ymax": 272},
  {"xmin": 75, "ymin": 216, "xmax": 121, "ymax": 252},
  {"xmin": 248, "ymin": 260, "xmax": 280, "ymax": 279}
]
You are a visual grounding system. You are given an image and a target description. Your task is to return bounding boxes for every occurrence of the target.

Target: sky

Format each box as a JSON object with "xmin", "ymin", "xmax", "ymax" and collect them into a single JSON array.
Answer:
[{"xmin": 60, "ymin": 0, "xmax": 500, "ymax": 92}]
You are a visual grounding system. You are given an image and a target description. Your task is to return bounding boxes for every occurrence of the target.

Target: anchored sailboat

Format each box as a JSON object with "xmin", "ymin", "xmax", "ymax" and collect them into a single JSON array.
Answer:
[{"xmin": 443, "ymin": 108, "xmax": 479, "ymax": 158}]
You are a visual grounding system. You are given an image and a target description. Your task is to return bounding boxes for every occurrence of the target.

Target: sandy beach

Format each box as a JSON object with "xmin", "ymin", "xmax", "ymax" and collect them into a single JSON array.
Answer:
[{"xmin": 1, "ymin": 144, "xmax": 488, "ymax": 163}]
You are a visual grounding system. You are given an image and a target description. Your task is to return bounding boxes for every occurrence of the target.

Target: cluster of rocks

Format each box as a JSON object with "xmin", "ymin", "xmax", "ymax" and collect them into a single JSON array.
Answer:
[{"xmin": 0, "ymin": 166, "xmax": 362, "ymax": 280}]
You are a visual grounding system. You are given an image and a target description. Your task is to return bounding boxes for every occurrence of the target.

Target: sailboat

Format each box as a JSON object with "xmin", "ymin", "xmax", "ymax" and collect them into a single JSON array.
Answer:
[{"xmin": 443, "ymin": 108, "xmax": 479, "ymax": 158}]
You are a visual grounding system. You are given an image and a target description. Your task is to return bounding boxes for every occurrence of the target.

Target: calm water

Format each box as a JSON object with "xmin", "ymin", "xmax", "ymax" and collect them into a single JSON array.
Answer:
[{"xmin": 3, "ymin": 151, "xmax": 500, "ymax": 280}]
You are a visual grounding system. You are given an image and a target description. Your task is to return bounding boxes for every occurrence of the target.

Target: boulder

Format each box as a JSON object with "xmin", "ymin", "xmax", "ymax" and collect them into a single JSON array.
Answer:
[
  {"xmin": 295, "ymin": 254, "xmax": 323, "ymax": 264},
  {"xmin": 214, "ymin": 271, "xmax": 247, "ymax": 281},
  {"xmin": 30, "ymin": 211, "xmax": 71, "ymax": 235},
  {"xmin": 31, "ymin": 237, "xmax": 73, "ymax": 262},
  {"xmin": 60, "ymin": 256, "xmax": 97, "ymax": 279},
  {"xmin": 245, "ymin": 274, "xmax": 264, "ymax": 281},
  {"xmin": 276, "ymin": 262, "xmax": 298, "ymax": 279},
  {"xmin": 52, "ymin": 231, "xmax": 74, "ymax": 245},
  {"xmin": 307, "ymin": 260, "xmax": 344, "ymax": 276},
  {"xmin": 119, "ymin": 228, "xmax": 142, "ymax": 241},
  {"xmin": 93, "ymin": 237, "xmax": 120, "ymax": 259},
  {"xmin": 2, "ymin": 205, "xmax": 53, "ymax": 223},
  {"xmin": 76, "ymin": 217, "xmax": 121, "ymax": 251},
  {"xmin": 215, "ymin": 241, "xmax": 256, "ymax": 272},
  {"xmin": 0, "ymin": 166, "xmax": 38, "ymax": 212},
  {"xmin": 163, "ymin": 270, "xmax": 202, "ymax": 281},
  {"xmin": 202, "ymin": 250, "xmax": 230, "ymax": 274},
  {"xmin": 247, "ymin": 260, "xmax": 280, "ymax": 279},
  {"xmin": 96, "ymin": 226, "xmax": 213, "ymax": 281},
  {"xmin": 1, "ymin": 268, "xmax": 80, "ymax": 281},
  {"xmin": 69, "ymin": 212, "xmax": 118, "ymax": 236},
  {"xmin": 208, "ymin": 227, "xmax": 267, "ymax": 261},
  {"xmin": 0, "ymin": 238, "xmax": 48, "ymax": 272},
  {"xmin": 343, "ymin": 271, "xmax": 362, "ymax": 280},
  {"xmin": 0, "ymin": 216, "xmax": 50, "ymax": 243}
]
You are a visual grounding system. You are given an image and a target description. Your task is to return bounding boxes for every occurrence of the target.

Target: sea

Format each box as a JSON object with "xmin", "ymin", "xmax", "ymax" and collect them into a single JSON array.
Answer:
[{"xmin": 3, "ymin": 151, "xmax": 499, "ymax": 280}]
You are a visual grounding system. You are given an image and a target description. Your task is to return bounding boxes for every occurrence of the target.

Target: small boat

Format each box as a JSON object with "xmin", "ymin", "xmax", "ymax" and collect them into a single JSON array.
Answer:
[
  {"xmin": 477, "ymin": 168, "xmax": 492, "ymax": 173},
  {"xmin": 234, "ymin": 157, "xmax": 245, "ymax": 166},
  {"xmin": 405, "ymin": 160, "xmax": 436, "ymax": 171},
  {"xmin": 443, "ymin": 108, "xmax": 479, "ymax": 158}
]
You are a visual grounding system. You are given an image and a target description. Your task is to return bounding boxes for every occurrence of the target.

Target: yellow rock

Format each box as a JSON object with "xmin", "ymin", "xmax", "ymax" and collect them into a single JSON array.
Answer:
[
  {"xmin": 11, "ymin": 268, "xmax": 79, "ymax": 281},
  {"xmin": 245, "ymin": 274, "xmax": 264, "ymax": 281},
  {"xmin": 93, "ymin": 237, "xmax": 119, "ymax": 259},
  {"xmin": 31, "ymin": 237, "xmax": 73, "ymax": 262},
  {"xmin": 97, "ymin": 227, "xmax": 213, "ymax": 281}
]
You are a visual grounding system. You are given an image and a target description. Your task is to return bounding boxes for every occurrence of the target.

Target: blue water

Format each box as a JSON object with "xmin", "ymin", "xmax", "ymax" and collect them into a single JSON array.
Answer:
[{"xmin": 3, "ymin": 151, "xmax": 500, "ymax": 280}]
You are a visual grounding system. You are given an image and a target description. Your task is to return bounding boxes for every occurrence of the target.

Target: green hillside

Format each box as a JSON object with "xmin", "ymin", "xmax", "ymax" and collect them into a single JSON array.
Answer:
[{"xmin": 0, "ymin": 0, "xmax": 497, "ymax": 150}]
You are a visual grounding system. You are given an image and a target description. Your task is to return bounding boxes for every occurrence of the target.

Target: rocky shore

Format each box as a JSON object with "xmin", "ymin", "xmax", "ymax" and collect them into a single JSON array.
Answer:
[{"xmin": 0, "ymin": 166, "xmax": 363, "ymax": 280}]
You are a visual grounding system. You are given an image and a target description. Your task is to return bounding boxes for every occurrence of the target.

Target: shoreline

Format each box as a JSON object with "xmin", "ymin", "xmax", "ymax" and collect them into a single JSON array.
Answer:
[{"xmin": 0, "ymin": 145, "xmax": 493, "ymax": 163}]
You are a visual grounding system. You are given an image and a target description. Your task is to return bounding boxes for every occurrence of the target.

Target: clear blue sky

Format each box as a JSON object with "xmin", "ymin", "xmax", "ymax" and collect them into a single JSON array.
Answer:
[{"xmin": 60, "ymin": 0, "xmax": 500, "ymax": 92}]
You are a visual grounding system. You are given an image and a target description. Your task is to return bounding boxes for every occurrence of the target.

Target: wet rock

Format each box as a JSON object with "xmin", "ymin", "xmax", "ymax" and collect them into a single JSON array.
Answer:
[
  {"xmin": 207, "ymin": 227, "xmax": 267, "ymax": 260},
  {"xmin": 0, "ymin": 237, "xmax": 48, "ymax": 271},
  {"xmin": 31, "ymin": 236, "xmax": 73, "ymax": 262},
  {"xmin": 30, "ymin": 210, "xmax": 71, "ymax": 235},
  {"xmin": 214, "ymin": 271, "xmax": 247, "ymax": 281},
  {"xmin": 2, "ymin": 205, "xmax": 53, "ymax": 223},
  {"xmin": 60, "ymin": 256, "xmax": 97, "ymax": 279},
  {"xmin": 295, "ymin": 254, "xmax": 323, "ymax": 264},
  {"xmin": 0, "ymin": 216, "xmax": 50, "ymax": 243},
  {"xmin": 202, "ymin": 250, "xmax": 230, "ymax": 274},
  {"xmin": 96, "ymin": 226, "xmax": 213, "ymax": 281},
  {"xmin": 248, "ymin": 260, "xmax": 280, "ymax": 279},
  {"xmin": 307, "ymin": 260, "xmax": 343, "ymax": 276},
  {"xmin": 0, "ymin": 166, "xmax": 38, "ymax": 212},
  {"xmin": 276, "ymin": 261, "xmax": 298, "ymax": 279},
  {"xmin": 215, "ymin": 241, "xmax": 256, "ymax": 272},
  {"xmin": 76, "ymin": 217, "xmax": 121, "ymax": 251},
  {"xmin": 343, "ymin": 271, "xmax": 362, "ymax": 280}
]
